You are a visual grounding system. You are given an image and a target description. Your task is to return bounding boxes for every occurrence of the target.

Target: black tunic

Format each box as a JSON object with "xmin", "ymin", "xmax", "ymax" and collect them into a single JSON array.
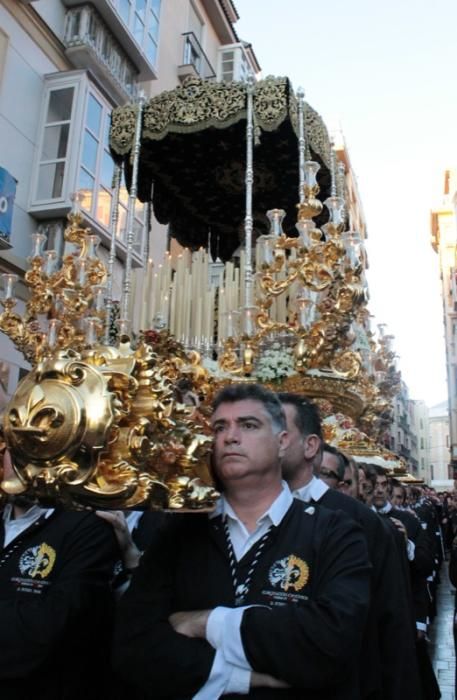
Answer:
[
  {"xmin": 114, "ymin": 499, "xmax": 371, "ymax": 699},
  {"xmin": 317, "ymin": 489, "xmax": 422, "ymax": 700},
  {"xmin": 0, "ymin": 509, "xmax": 119, "ymax": 700}
]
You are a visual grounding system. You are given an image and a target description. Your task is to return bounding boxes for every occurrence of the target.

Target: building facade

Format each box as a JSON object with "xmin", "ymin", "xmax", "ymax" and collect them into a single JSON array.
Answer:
[
  {"xmin": 428, "ymin": 400, "xmax": 452, "ymax": 488},
  {"xmin": 430, "ymin": 169, "xmax": 457, "ymax": 479},
  {"xmin": 0, "ymin": 0, "xmax": 259, "ymax": 402},
  {"xmin": 411, "ymin": 399, "xmax": 431, "ymax": 483}
]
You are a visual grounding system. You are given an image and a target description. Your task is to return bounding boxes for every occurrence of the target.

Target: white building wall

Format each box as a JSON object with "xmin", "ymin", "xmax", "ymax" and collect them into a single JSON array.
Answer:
[
  {"xmin": 429, "ymin": 408, "xmax": 450, "ymax": 482},
  {"xmin": 0, "ymin": 4, "xmax": 66, "ymax": 262},
  {"xmin": 32, "ymin": 0, "xmax": 67, "ymax": 37}
]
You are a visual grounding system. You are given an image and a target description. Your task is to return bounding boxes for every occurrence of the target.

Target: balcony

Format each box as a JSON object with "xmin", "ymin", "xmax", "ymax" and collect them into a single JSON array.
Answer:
[
  {"xmin": 63, "ymin": 5, "xmax": 138, "ymax": 103},
  {"xmin": 398, "ymin": 413, "xmax": 409, "ymax": 431},
  {"xmin": 177, "ymin": 33, "xmax": 216, "ymax": 82},
  {"xmin": 62, "ymin": 0, "xmax": 157, "ymax": 80},
  {"xmin": 399, "ymin": 444, "xmax": 411, "ymax": 459}
]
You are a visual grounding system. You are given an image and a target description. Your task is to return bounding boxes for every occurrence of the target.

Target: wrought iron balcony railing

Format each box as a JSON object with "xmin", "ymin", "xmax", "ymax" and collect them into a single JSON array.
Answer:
[
  {"xmin": 178, "ymin": 32, "xmax": 216, "ymax": 81},
  {"xmin": 64, "ymin": 4, "xmax": 138, "ymax": 102}
]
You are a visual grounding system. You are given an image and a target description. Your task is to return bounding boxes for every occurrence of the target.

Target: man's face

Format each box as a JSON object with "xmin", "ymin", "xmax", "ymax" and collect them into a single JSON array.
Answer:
[
  {"xmin": 391, "ymin": 486, "xmax": 404, "ymax": 508},
  {"xmin": 211, "ymin": 399, "xmax": 288, "ymax": 487},
  {"xmin": 280, "ymin": 403, "xmax": 305, "ymax": 480},
  {"xmin": 373, "ymin": 474, "xmax": 389, "ymax": 509},
  {"xmin": 358, "ymin": 469, "xmax": 374, "ymax": 505},
  {"xmin": 340, "ymin": 463, "xmax": 358, "ymax": 499},
  {"xmin": 280, "ymin": 403, "xmax": 320, "ymax": 482},
  {"xmin": 319, "ymin": 451, "xmax": 342, "ymax": 489}
]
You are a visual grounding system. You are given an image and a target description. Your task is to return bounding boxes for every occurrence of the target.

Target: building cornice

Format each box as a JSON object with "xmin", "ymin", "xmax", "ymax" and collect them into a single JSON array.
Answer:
[
  {"xmin": 1, "ymin": 0, "xmax": 68, "ymax": 70},
  {"xmin": 200, "ymin": 0, "xmax": 238, "ymax": 43}
]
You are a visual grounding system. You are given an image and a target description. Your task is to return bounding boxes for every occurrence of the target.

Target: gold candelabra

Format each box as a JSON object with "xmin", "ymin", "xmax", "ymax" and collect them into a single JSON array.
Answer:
[{"xmin": 0, "ymin": 200, "xmax": 219, "ymax": 511}]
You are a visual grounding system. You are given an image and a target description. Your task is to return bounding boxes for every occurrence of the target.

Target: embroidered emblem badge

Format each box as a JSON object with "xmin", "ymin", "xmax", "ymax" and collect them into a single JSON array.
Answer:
[
  {"xmin": 268, "ymin": 555, "xmax": 309, "ymax": 592},
  {"xmin": 19, "ymin": 543, "xmax": 56, "ymax": 579}
]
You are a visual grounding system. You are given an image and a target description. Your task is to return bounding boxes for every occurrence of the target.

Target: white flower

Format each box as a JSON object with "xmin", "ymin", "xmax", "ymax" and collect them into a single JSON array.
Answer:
[{"xmin": 253, "ymin": 345, "xmax": 297, "ymax": 383}]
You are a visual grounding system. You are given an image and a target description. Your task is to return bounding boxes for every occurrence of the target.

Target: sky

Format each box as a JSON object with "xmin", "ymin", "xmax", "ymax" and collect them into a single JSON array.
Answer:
[{"xmin": 233, "ymin": 0, "xmax": 457, "ymax": 406}]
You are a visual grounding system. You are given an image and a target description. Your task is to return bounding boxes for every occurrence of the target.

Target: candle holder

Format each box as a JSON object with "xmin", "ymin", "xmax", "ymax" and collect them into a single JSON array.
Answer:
[
  {"xmin": 241, "ymin": 306, "xmax": 257, "ymax": 337},
  {"xmin": 266, "ymin": 208, "xmax": 286, "ymax": 237},
  {"xmin": 116, "ymin": 317, "xmax": 132, "ymax": 340},
  {"xmin": 46, "ymin": 318, "xmax": 61, "ymax": 349},
  {"xmin": 28, "ymin": 232, "xmax": 47, "ymax": 262},
  {"xmin": 323, "ymin": 195, "xmax": 345, "ymax": 239},
  {"xmin": 1, "ymin": 273, "xmax": 18, "ymax": 301}
]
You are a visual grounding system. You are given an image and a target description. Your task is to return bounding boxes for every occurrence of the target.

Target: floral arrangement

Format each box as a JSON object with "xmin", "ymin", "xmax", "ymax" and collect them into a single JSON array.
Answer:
[{"xmin": 253, "ymin": 342, "xmax": 297, "ymax": 383}]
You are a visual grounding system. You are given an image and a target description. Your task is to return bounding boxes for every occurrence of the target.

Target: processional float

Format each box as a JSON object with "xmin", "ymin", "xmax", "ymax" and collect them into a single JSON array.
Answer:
[{"xmin": 0, "ymin": 75, "xmax": 413, "ymax": 511}]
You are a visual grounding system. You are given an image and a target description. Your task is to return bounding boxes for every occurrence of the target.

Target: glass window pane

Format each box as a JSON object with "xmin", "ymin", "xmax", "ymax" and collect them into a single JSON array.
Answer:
[
  {"xmin": 151, "ymin": 0, "xmax": 161, "ymax": 13},
  {"xmin": 37, "ymin": 162, "xmax": 65, "ymax": 200},
  {"xmin": 86, "ymin": 94, "xmax": 102, "ymax": 136},
  {"xmin": 42, "ymin": 124, "xmax": 70, "ymax": 160},
  {"xmin": 116, "ymin": 205, "xmax": 127, "ymax": 240},
  {"xmin": 96, "ymin": 188, "xmax": 112, "ymax": 227},
  {"xmin": 104, "ymin": 115, "xmax": 112, "ymax": 149},
  {"xmin": 133, "ymin": 15, "xmax": 145, "ymax": 43},
  {"xmin": 148, "ymin": 11, "xmax": 159, "ymax": 41},
  {"xmin": 67, "ymin": 11, "xmax": 81, "ymax": 38},
  {"xmin": 133, "ymin": 218, "xmax": 143, "ymax": 244},
  {"xmin": 82, "ymin": 131, "xmax": 99, "ymax": 173},
  {"xmin": 101, "ymin": 151, "xmax": 114, "ymax": 189},
  {"xmin": 47, "ymin": 88, "xmax": 74, "ymax": 123},
  {"xmin": 135, "ymin": 200, "xmax": 144, "ymax": 220},
  {"xmin": 119, "ymin": 0, "xmax": 131, "ymax": 24},
  {"xmin": 135, "ymin": 0, "xmax": 146, "ymax": 18},
  {"xmin": 78, "ymin": 168, "xmax": 95, "ymax": 211},
  {"xmin": 87, "ymin": 13, "xmax": 98, "ymax": 43},
  {"xmin": 119, "ymin": 173, "xmax": 129, "ymax": 206},
  {"xmin": 146, "ymin": 36, "xmax": 157, "ymax": 64}
]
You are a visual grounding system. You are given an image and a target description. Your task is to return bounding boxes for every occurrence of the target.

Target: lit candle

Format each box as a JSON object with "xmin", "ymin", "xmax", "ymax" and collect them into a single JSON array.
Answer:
[{"xmin": 47, "ymin": 319, "xmax": 60, "ymax": 348}]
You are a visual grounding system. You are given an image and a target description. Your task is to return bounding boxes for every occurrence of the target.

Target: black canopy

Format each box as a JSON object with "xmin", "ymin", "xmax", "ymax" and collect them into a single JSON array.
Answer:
[{"xmin": 110, "ymin": 76, "xmax": 332, "ymax": 260}]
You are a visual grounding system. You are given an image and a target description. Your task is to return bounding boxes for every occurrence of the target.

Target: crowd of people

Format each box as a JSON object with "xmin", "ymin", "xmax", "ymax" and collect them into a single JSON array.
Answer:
[{"xmin": 0, "ymin": 383, "xmax": 455, "ymax": 699}]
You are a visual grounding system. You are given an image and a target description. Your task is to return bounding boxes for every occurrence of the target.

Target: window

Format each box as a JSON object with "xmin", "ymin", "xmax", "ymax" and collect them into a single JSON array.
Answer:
[
  {"xmin": 218, "ymin": 44, "xmax": 252, "ymax": 83},
  {"xmin": 30, "ymin": 71, "xmax": 145, "ymax": 261},
  {"xmin": 112, "ymin": 0, "xmax": 161, "ymax": 66},
  {"xmin": 220, "ymin": 50, "xmax": 234, "ymax": 82},
  {"xmin": 79, "ymin": 93, "xmax": 113, "ymax": 226},
  {"xmin": 79, "ymin": 91, "xmax": 145, "ymax": 251},
  {"xmin": 420, "ymin": 437, "xmax": 424, "ymax": 449},
  {"xmin": 0, "ymin": 28, "xmax": 9, "ymax": 90},
  {"xmin": 36, "ymin": 87, "xmax": 75, "ymax": 201}
]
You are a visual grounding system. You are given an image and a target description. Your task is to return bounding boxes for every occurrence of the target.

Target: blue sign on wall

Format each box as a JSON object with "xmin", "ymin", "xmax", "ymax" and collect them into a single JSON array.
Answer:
[{"xmin": 0, "ymin": 167, "xmax": 17, "ymax": 240}]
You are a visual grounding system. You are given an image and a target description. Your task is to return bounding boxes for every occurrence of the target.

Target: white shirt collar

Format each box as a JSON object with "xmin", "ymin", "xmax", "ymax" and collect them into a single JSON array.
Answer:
[
  {"xmin": 210, "ymin": 480, "xmax": 293, "ymax": 527},
  {"xmin": 209, "ymin": 481, "xmax": 293, "ymax": 561},
  {"xmin": 372, "ymin": 501, "xmax": 392, "ymax": 514},
  {"xmin": 2, "ymin": 503, "xmax": 54, "ymax": 548},
  {"xmin": 293, "ymin": 475, "xmax": 329, "ymax": 503}
]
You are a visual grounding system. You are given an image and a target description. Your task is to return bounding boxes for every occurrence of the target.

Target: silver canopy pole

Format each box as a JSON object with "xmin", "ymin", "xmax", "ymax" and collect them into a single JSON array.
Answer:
[
  {"xmin": 104, "ymin": 162, "xmax": 122, "ymax": 344},
  {"xmin": 120, "ymin": 90, "xmax": 145, "ymax": 332}
]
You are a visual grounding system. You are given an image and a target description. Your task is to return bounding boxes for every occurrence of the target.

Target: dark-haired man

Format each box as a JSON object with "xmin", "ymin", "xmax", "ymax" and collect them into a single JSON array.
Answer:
[
  {"xmin": 278, "ymin": 392, "xmax": 421, "ymax": 700},
  {"xmin": 320, "ymin": 442, "xmax": 347, "ymax": 489},
  {"xmin": 114, "ymin": 383, "xmax": 370, "ymax": 699},
  {"xmin": 0, "ymin": 448, "xmax": 120, "ymax": 700}
]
